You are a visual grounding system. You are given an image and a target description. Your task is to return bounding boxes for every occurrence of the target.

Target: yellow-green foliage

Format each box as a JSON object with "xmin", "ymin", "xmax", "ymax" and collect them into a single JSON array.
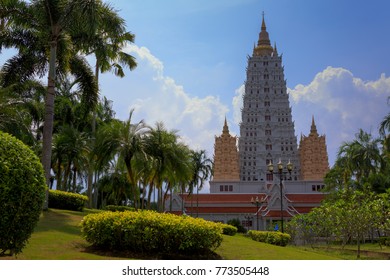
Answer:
[
  {"xmin": 221, "ymin": 224, "xmax": 238, "ymax": 236},
  {"xmin": 248, "ymin": 230, "xmax": 291, "ymax": 247},
  {"xmin": 0, "ymin": 131, "xmax": 46, "ymax": 255},
  {"xmin": 80, "ymin": 211, "xmax": 223, "ymax": 254},
  {"xmin": 49, "ymin": 190, "xmax": 88, "ymax": 211},
  {"xmin": 104, "ymin": 205, "xmax": 135, "ymax": 212}
]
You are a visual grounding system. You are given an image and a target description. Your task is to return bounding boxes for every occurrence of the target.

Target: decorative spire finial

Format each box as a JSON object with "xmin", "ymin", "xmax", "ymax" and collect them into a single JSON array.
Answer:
[
  {"xmin": 253, "ymin": 11, "xmax": 273, "ymax": 56},
  {"xmin": 222, "ymin": 116, "xmax": 229, "ymax": 135},
  {"xmin": 310, "ymin": 115, "xmax": 318, "ymax": 136}
]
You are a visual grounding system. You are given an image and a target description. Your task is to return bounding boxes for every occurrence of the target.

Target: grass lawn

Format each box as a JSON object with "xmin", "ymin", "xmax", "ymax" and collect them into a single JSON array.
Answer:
[{"xmin": 1, "ymin": 209, "xmax": 387, "ymax": 260}]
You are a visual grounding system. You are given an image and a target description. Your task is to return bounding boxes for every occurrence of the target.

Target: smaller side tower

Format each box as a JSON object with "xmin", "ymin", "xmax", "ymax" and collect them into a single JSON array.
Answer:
[
  {"xmin": 212, "ymin": 118, "xmax": 240, "ymax": 181},
  {"xmin": 299, "ymin": 116, "xmax": 329, "ymax": 180}
]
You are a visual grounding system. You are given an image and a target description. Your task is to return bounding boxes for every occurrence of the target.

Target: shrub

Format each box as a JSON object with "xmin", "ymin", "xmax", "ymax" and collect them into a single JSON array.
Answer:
[
  {"xmin": 379, "ymin": 237, "xmax": 390, "ymax": 246},
  {"xmin": 227, "ymin": 218, "xmax": 247, "ymax": 233},
  {"xmin": 0, "ymin": 131, "xmax": 46, "ymax": 255},
  {"xmin": 104, "ymin": 205, "xmax": 135, "ymax": 212},
  {"xmin": 221, "ymin": 224, "xmax": 238, "ymax": 236},
  {"xmin": 248, "ymin": 230, "xmax": 291, "ymax": 247},
  {"xmin": 48, "ymin": 190, "xmax": 88, "ymax": 211},
  {"xmin": 81, "ymin": 211, "xmax": 223, "ymax": 255}
]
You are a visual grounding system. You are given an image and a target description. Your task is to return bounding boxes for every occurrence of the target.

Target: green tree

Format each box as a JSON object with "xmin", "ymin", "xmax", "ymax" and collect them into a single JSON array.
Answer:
[
  {"xmin": 189, "ymin": 150, "xmax": 213, "ymax": 217},
  {"xmin": 0, "ymin": 0, "xmax": 127, "ymax": 208},
  {"xmin": 95, "ymin": 110, "xmax": 149, "ymax": 209},
  {"xmin": 337, "ymin": 129, "xmax": 383, "ymax": 184},
  {"xmin": 144, "ymin": 122, "xmax": 193, "ymax": 212}
]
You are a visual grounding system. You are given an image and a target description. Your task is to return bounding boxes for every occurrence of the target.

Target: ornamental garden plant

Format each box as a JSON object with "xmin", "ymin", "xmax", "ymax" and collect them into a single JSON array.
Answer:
[
  {"xmin": 81, "ymin": 210, "xmax": 224, "ymax": 255},
  {"xmin": 0, "ymin": 131, "xmax": 46, "ymax": 256}
]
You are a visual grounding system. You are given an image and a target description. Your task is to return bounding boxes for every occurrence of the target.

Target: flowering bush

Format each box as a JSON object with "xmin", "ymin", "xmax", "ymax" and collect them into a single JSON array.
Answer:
[{"xmin": 80, "ymin": 211, "xmax": 223, "ymax": 254}]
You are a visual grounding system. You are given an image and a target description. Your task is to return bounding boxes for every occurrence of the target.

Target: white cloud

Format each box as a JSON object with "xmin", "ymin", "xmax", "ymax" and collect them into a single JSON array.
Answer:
[
  {"xmin": 289, "ymin": 66, "xmax": 390, "ymax": 165},
  {"xmin": 230, "ymin": 66, "xmax": 390, "ymax": 166},
  {"xmin": 232, "ymin": 84, "xmax": 244, "ymax": 126},
  {"xmin": 119, "ymin": 44, "xmax": 229, "ymax": 159}
]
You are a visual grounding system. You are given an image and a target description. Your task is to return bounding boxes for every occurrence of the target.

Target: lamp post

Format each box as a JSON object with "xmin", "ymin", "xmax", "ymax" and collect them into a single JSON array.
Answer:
[
  {"xmin": 244, "ymin": 214, "xmax": 254, "ymax": 232},
  {"xmin": 267, "ymin": 159, "xmax": 293, "ymax": 233},
  {"xmin": 251, "ymin": 196, "xmax": 262, "ymax": 230}
]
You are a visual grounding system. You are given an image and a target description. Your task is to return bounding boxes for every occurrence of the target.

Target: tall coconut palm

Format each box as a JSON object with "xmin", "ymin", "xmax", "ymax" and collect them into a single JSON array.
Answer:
[
  {"xmin": 95, "ymin": 110, "xmax": 149, "ymax": 208},
  {"xmin": 0, "ymin": 0, "xmax": 124, "ymax": 208},
  {"xmin": 189, "ymin": 150, "xmax": 213, "ymax": 217}
]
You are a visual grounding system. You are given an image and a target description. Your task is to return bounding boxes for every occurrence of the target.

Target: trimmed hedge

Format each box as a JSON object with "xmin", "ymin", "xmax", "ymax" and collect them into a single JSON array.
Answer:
[
  {"xmin": 104, "ymin": 205, "xmax": 135, "ymax": 212},
  {"xmin": 48, "ymin": 190, "xmax": 88, "ymax": 211},
  {"xmin": 0, "ymin": 131, "xmax": 46, "ymax": 255},
  {"xmin": 248, "ymin": 230, "xmax": 291, "ymax": 247},
  {"xmin": 221, "ymin": 224, "xmax": 238, "ymax": 236},
  {"xmin": 81, "ymin": 211, "xmax": 223, "ymax": 254}
]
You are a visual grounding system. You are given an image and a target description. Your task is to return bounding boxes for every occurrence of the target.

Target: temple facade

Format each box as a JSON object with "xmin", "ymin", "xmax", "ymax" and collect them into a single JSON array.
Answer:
[
  {"xmin": 212, "ymin": 118, "xmax": 240, "ymax": 182},
  {"xmin": 167, "ymin": 15, "xmax": 329, "ymax": 231},
  {"xmin": 238, "ymin": 16, "xmax": 300, "ymax": 184},
  {"xmin": 299, "ymin": 117, "xmax": 329, "ymax": 181}
]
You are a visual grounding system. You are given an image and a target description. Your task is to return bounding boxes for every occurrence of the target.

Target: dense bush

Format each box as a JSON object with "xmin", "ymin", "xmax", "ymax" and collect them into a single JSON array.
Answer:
[
  {"xmin": 0, "ymin": 131, "xmax": 46, "ymax": 255},
  {"xmin": 104, "ymin": 205, "xmax": 135, "ymax": 212},
  {"xmin": 379, "ymin": 237, "xmax": 390, "ymax": 246},
  {"xmin": 221, "ymin": 224, "xmax": 238, "ymax": 236},
  {"xmin": 48, "ymin": 190, "xmax": 88, "ymax": 211},
  {"xmin": 81, "ymin": 211, "xmax": 223, "ymax": 255},
  {"xmin": 227, "ymin": 218, "xmax": 247, "ymax": 233},
  {"xmin": 248, "ymin": 230, "xmax": 291, "ymax": 247}
]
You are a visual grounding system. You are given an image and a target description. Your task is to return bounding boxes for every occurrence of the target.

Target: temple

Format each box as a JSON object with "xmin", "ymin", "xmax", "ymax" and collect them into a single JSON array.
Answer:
[{"xmin": 167, "ymin": 15, "xmax": 329, "ymax": 231}]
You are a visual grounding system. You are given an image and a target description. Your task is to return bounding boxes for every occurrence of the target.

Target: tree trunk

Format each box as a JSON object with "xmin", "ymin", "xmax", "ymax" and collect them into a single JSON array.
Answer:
[
  {"xmin": 86, "ymin": 60, "xmax": 100, "ymax": 208},
  {"xmin": 147, "ymin": 182, "xmax": 154, "ymax": 210},
  {"xmin": 41, "ymin": 41, "xmax": 57, "ymax": 210}
]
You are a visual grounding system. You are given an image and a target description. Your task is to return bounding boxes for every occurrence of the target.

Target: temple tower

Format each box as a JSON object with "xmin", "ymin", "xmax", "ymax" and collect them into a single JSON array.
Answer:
[
  {"xmin": 238, "ymin": 15, "xmax": 301, "ymax": 183},
  {"xmin": 299, "ymin": 116, "xmax": 329, "ymax": 180},
  {"xmin": 212, "ymin": 118, "xmax": 240, "ymax": 181}
]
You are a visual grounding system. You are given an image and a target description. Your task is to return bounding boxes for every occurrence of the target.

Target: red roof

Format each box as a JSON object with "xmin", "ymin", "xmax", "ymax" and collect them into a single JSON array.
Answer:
[
  {"xmin": 178, "ymin": 193, "xmax": 325, "ymax": 204},
  {"xmin": 286, "ymin": 193, "xmax": 325, "ymax": 203},
  {"xmin": 180, "ymin": 193, "xmax": 267, "ymax": 203}
]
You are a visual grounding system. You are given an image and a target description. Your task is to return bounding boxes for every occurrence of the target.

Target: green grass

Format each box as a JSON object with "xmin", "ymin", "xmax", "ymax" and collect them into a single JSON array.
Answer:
[
  {"xmin": 215, "ymin": 234, "xmax": 339, "ymax": 260},
  {"xmin": 1, "ymin": 209, "xmax": 388, "ymax": 260}
]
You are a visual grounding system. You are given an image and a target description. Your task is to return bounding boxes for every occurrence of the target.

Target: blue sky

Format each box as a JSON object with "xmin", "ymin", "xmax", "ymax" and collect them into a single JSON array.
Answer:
[
  {"xmin": 2, "ymin": 0, "xmax": 390, "ymax": 180},
  {"xmin": 97, "ymin": 0, "xmax": 390, "ymax": 167}
]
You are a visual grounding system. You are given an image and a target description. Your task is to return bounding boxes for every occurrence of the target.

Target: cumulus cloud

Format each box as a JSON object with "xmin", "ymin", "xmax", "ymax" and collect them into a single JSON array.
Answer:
[
  {"xmin": 120, "ymin": 44, "xmax": 229, "ymax": 156},
  {"xmin": 289, "ymin": 66, "xmax": 390, "ymax": 164},
  {"xmin": 231, "ymin": 66, "xmax": 390, "ymax": 165}
]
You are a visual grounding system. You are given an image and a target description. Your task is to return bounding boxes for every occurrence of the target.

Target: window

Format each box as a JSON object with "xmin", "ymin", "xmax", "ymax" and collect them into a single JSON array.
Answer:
[
  {"xmin": 266, "ymin": 144, "xmax": 272, "ymax": 150},
  {"xmin": 229, "ymin": 185, "xmax": 233, "ymax": 192},
  {"xmin": 265, "ymin": 130, "xmax": 272, "ymax": 135},
  {"xmin": 242, "ymin": 220, "xmax": 253, "ymax": 227},
  {"xmin": 266, "ymin": 173, "xmax": 273, "ymax": 181},
  {"xmin": 220, "ymin": 185, "xmax": 224, "ymax": 192},
  {"xmin": 265, "ymin": 115, "xmax": 271, "ymax": 121}
]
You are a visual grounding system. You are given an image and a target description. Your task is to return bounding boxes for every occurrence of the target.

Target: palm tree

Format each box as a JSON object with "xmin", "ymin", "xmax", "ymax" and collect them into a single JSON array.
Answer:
[
  {"xmin": 0, "ymin": 0, "xmax": 125, "ymax": 208},
  {"xmin": 144, "ymin": 122, "xmax": 193, "ymax": 212},
  {"xmin": 51, "ymin": 125, "xmax": 90, "ymax": 192},
  {"xmin": 0, "ymin": 80, "xmax": 45, "ymax": 147},
  {"xmin": 189, "ymin": 150, "xmax": 213, "ymax": 217},
  {"xmin": 85, "ymin": 27, "xmax": 137, "ymax": 208},
  {"xmin": 337, "ymin": 129, "xmax": 383, "ymax": 184},
  {"xmin": 95, "ymin": 110, "xmax": 149, "ymax": 208}
]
